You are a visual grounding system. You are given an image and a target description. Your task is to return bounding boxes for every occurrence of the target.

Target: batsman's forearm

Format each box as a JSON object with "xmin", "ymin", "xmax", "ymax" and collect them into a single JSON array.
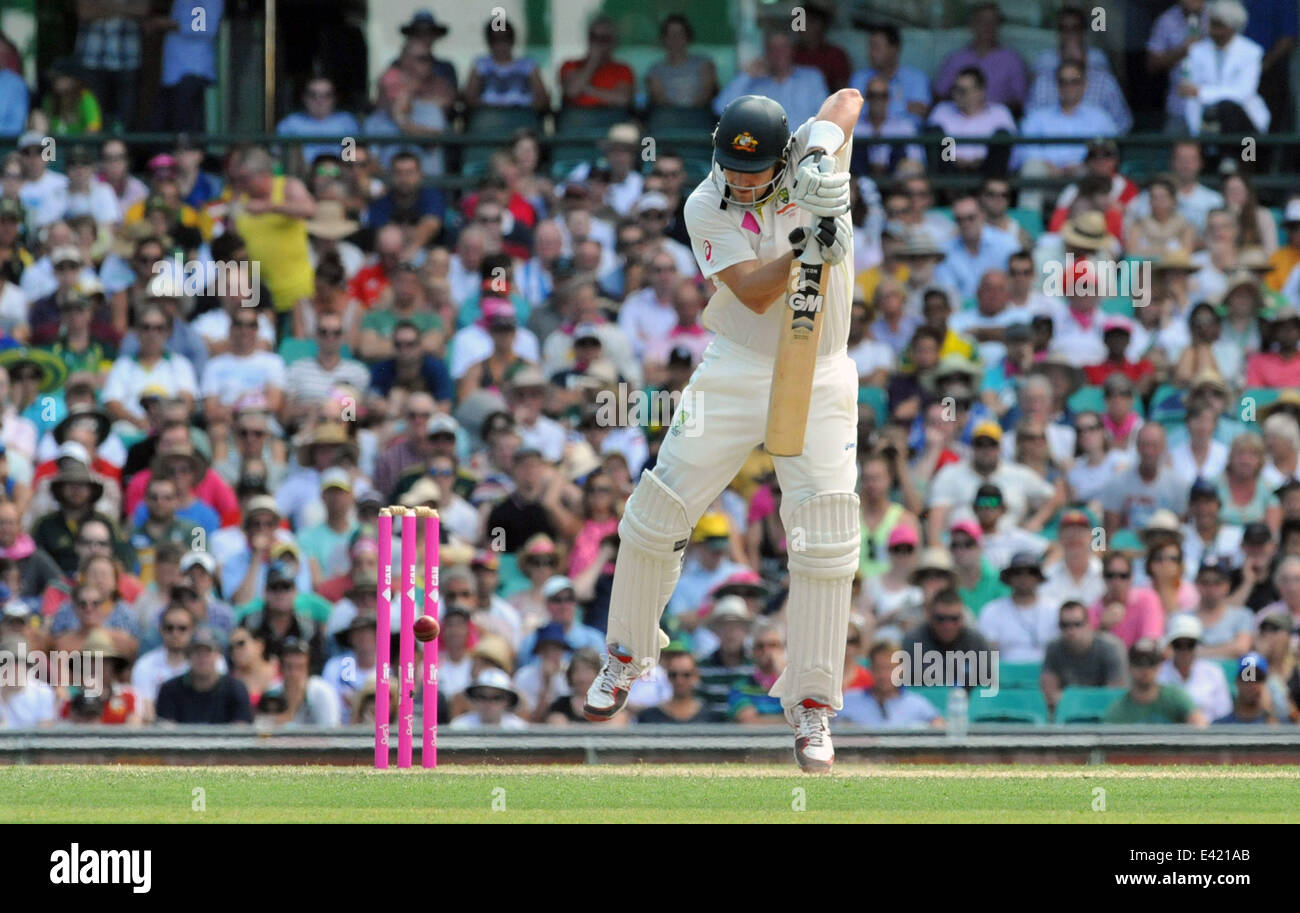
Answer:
[
  {"xmin": 721, "ymin": 252, "xmax": 797, "ymax": 314},
  {"xmin": 814, "ymin": 88, "xmax": 864, "ymax": 150}
]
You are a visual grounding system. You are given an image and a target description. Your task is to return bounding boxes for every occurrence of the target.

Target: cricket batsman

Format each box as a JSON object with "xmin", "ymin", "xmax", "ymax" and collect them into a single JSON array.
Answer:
[{"xmin": 584, "ymin": 89, "xmax": 864, "ymax": 771}]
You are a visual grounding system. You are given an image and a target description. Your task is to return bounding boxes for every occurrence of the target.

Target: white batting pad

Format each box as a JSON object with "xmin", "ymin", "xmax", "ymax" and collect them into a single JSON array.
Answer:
[
  {"xmin": 605, "ymin": 469, "xmax": 691, "ymax": 668},
  {"xmin": 770, "ymin": 490, "xmax": 860, "ymax": 713}
]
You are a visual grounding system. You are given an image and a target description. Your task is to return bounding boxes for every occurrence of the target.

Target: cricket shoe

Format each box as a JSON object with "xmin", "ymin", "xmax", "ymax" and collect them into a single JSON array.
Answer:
[
  {"xmin": 583, "ymin": 645, "xmax": 641, "ymax": 721},
  {"xmin": 791, "ymin": 699, "xmax": 834, "ymax": 773}
]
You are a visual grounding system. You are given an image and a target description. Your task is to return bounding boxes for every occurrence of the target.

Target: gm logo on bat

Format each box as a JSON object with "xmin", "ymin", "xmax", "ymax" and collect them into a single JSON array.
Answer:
[{"xmin": 788, "ymin": 290, "xmax": 823, "ymax": 313}]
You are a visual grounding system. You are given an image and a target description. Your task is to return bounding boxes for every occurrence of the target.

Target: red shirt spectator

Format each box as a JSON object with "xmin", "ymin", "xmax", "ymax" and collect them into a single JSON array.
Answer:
[{"xmin": 124, "ymin": 466, "xmax": 241, "ymax": 528}]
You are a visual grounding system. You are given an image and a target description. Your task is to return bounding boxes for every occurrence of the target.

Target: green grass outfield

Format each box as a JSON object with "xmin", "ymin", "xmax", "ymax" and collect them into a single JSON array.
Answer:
[{"xmin": 2, "ymin": 764, "xmax": 1298, "ymax": 823}]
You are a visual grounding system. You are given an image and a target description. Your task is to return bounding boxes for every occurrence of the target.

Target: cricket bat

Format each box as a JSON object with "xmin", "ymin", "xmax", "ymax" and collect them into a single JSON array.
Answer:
[{"xmin": 764, "ymin": 217, "xmax": 830, "ymax": 457}]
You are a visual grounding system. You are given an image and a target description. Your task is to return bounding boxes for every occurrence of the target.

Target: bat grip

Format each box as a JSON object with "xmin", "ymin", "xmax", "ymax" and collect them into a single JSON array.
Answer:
[{"xmin": 799, "ymin": 217, "xmax": 834, "ymax": 266}]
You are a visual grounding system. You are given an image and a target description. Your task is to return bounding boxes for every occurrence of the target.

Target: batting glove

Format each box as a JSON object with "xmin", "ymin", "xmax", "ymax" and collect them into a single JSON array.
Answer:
[
  {"xmin": 790, "ymin": 151, "xmax": 851, "ymax": 218},
  {"xmin": 788, "ymin": 212, "xmax": 851, "ymax": 266}
]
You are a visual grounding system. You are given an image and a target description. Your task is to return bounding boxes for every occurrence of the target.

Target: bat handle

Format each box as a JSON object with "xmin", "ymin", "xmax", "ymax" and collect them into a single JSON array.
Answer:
[{"xmin": 799, "ymin": 217, "xmax": 834, "ymax": 266}]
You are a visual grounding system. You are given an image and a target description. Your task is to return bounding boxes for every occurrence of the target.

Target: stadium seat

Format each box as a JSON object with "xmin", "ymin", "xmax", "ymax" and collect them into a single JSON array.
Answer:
[
  {"xmin": 996, "ymin": 661, "xmax": 1042, "ymax": 690},
  {"xmin": 1148, "ymin": 383, "xmax": 1186, "ymax": 426},
  {"xmin": 1215, "ymin": 658, "xmax": 1240, "ymax": 698},
  {"xmin": 968, "ymin": 689, "xmax": 1048, "ymax": 725},
  {"xmin": 555, "ymin": 106, "xmax": 632, "ymax": 134},
  {"xmin": 1067, "ymin": 385, "xmax": 1104, "ymax": 414},
  {"xmin": 467, "ymin": 105, "xmax": 542, "ymax": 137},
  {"xmin": 857, "ymin": 385, "xmax": 888, "ymax": 423},
  {"xmin": 1054, "ymin": 686, "xmax": 1126, "ymax": 724},
  {"xmin": 912, "ymin": 686, "xmax": 952, "ymax": 717},
  {"xmin": 646, "ymin": 106, "xmax": 716, "ymax": 136},
  {"xmin": 1240, "ymin": 387, "xmax": 1281, "ymax": 418},
  {"xmin": 1100, "ymin": 296, "xmax": 1134, "ymax": 317},
  {"xmin": 278, "ymin": 337, "xmax": 317, "ymax": 365},
  {"xmin": 1007, "ymin": 207, "xmax": 1043, "ymax": 236}
]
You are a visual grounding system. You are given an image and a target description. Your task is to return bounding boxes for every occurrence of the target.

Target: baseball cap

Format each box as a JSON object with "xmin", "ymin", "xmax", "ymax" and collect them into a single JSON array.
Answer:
[
  {"xmin": 973, "ymin": 483, "xmax": 1003, "ymax": 509},
  {"xmin": 972, "ymin": 420, "xmax": 1002, "ymax": 443},
  {"xmin": 635, "ymin": 191, "xmax": 670, "ymax": 214},
  {"xmin": 244, "ymin": 494, "xmax": 281, "ymax": 521},
  {"xmin": 949, "ymin": 518, "xmax": 983, "ymax": 543},
  {"xmin": 692, "ymin": 512, "xmax": 730, "ymax": 543},
  {"xmin": 471, "ymin": 549, "xmax": 500, "ymax": 571},
  {"xmin": 573, "ymin": 323, "xmax": 602, "ymax": 344},
  {"xmin": 1129, "ymin": 637, "xmax": 1163, "ymax": 665},
  {"xmin": 1195, "ymin": 554, "xmax": 1235, "ymax": 580},
  {"xmin": 542, "ymin": 575, "xmax": 576, "ymax": 600},
  {"xmin": 266, "ymin": 560, "xmax": 296, "ymax": 588},
  {"xmin": 1085, "ymin": 138, "xmax": 1118, "ymax": 160},
  {"xmin": 668, "ymin": 345, "xmax": 694, "ymax": 367},
  {"xmin": 531, "ymin": 621, "xmax": 572, "ymax": 653},
  {"xmin": 1059, "ymin": 507, "xmax": 1094, "ymax": 528},
  {"xmin": 0, "ymin": 198, "xmax": 23, "ymax": 221},
  {"xmin": 1004, "ymin": 322, "xmax": 1031, "ymax": 343},
  {"xmin": 320, "ymin": 467, "xmax": 352, "ymax": 492},
  {"xmin": 16, "ymin": 130, "xmax": 43, "ymax": 150},
  {"xmin": 426, "ymin": 413, "xmax": 459, "ymax": 437},
  {"xmin": 1189, "ymin": 478, "xmax": 1221, "ymax": 501},
  {"xmin": 187, "ymin": 626, "xmax": 222, "ymax": 654},
  {"xmin": 1237, "ymin": 651, "xmax": 1269, "ymax": 680},
  {"xmin": 481, "ymin": 297, "xmax": 516, "ymax": 327},
  {"xmin": 179, "ymin": 551, "xmax": 217, "ymax": 575},
  {"xmin": 50, "ymin": 245, "xmax": 82, "ymax": 267},
  {"xmin": 887, "ymin": 523, "xmax": 920, "ymax": 548},
  {"xmin": 1242, "ymin": 522, "xmax": 1273, "ymax": 545},
  {"xmin": 56, "ymin": 440, "xmax": 92, "ymax": 467},
  {"xmin": 1164, "ymin": 613, "xmax": 1203, "ymax": 646}
]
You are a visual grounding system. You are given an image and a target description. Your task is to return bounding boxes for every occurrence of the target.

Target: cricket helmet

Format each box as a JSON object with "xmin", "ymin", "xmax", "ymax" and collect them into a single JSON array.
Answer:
[{"xmin": 711, "ymin": 95, "xmax": 791, "ymax": 209}]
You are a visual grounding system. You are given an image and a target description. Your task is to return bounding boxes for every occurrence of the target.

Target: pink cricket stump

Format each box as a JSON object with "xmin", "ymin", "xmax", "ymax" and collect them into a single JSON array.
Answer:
[
  {"xmin": 421, "ymin": 508, "xmax": 440, "ymax": 768},
  {"xmin": 398, "ymin": 509, "xmax": 417, "ymax": 768},
  {"xmin": 374, "ymin": 509, "xmax": 393, "ymax": 768}
]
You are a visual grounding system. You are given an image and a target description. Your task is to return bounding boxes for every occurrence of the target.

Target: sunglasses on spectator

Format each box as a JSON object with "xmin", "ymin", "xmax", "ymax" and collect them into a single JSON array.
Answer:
[
  {"xmin": 317, "ymin": 327, "xmax": 343, "ymax": 337},
  {"xmin": 1104, "ymin": 571, "xmax": 1130, "ymax": 580},
  {"xmin": 1059, "ymin": 620, "xmax": 1087, "ymax": 629},
  {"xmin": 139, "ymin": 322, "xmax": 168, "ymax": 333},
  {"xmin": 78, "ymin": 538, "xmax": 111, "ymax": 548},
  {"xmin": 974, "ymin": 497, "xmax": 1002, "ymax": 509},
  {"xmin": 652, "ymin": 168, "xmax": 683, "ymax": 178},
  {"xmin": 446, "ymin": 589, "xmax": 474, "ymax": 600},
  {"xmin": 1171, "ymin": 639, "xmax": 1197, "ymax": 651},
  {"xmin": 230, "ymin": 638, "xmax": 250, "ymax": 648},
  {"xmin": 233, "ymin": 320, "xmax": 258, "ymax": 329},
  {"xmin": 1077, "ymin": 422, "xmax": 1101, "ymax": 432},
  {"xmin": 888, "ymin": 544, "xmax": 914, "ymax": 555},
  {"xmin": 267, "ymin": 581, "xmax": 294, "ymax": 592},
  {"xmin": 163, "ymin": 623, "xmax": 192, "ymax": 633},
  {"xmin": 1009, "ymin": 267, "xmax": 1033, "ymax": 276},
  {"xmin": 950, "ymin": 538, "xmax": 977, "ymax": 550},
  {"xmin": 933, "ymin": 613, "xmax": 962, "ymax": 624},
  {"xmin": 429, "ymin": 467, "xmax": 454, "ymax": 477},
  {"xmin": 238, "ymin": 427, "xmax": 266, "ymax": 438},
  {"xmin": 754, "ymin": 640, "xmax": 783, "ymax": 650},
  {"xmin": 667, "ymin": 670, "xmax": 696, "ymax": 679},
  {"xmin": 866, "ymin": 91, "xmax": 890, "ymax": 99},
  {"xmin": 75, "ymin": 598, "xmax": 103, "ymax": 609}
]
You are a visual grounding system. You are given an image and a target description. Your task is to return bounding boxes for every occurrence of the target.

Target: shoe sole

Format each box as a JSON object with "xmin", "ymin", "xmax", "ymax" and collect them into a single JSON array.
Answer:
[
  {"xmin": 582, "ymin": 694, "xmax": 627, "ymax": 722},
  {"xmin": 795, "ymin": 752, "xmax": 834, "ymax": 774}
]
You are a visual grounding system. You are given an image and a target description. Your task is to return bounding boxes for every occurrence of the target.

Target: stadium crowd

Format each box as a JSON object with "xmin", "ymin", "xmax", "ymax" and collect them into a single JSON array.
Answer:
[{"xmin": 0, "ymin": 1, "xmax": 1299, "ymax": 731}]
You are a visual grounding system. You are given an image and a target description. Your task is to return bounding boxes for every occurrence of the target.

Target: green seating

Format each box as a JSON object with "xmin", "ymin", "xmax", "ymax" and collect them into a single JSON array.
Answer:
[
  {"xmin": 278, "ymin": 337, "xmax": 316, "ymax": 364},
  {"xmin": 1100, "ymin": 296, "xmax": 1133, "ymax": 317},
  {"xmin": 1240, "ymin": 387, "xmax": 1281, "ymax": 419},
  {"xmin": 1215, "ymin": 658, "xmax": 1240, "ymax": 698},
  {"xmin": 1007, "ymin": 207, "xmax": 1044, "ymax": 236},
  {"xmin": 996, "ymin": 661, "xmax": 1043, "ymax": 690},
  {"xmin": 1054, "ymin": 686, "xmax": 1126, "ymax": 724},
  {"xmin": 857, "ymin": 385, "xmax": 888, "ymax": 422},
  {"xmin": 969, "ymin": 689, "xmax": 1048, "ymax": 724},
  {"xmin": 646, "ymin": 106, "xmax": 716, "ymax": 136},
  {"xmin": 464, "ymin": 107, "xmax": 542, "ymax": 170},
  {"xmin": 1067, "ymin": 385, "xmax": 1104, "ymax": 414},
  {"xmin": 1148, "ymin": 383, "xmax": 1185, "ymax": 426},
  {"xmin": 912, "ymin": 686, "xmax": 952, "ymax": 717},
  {"xmin": 555, "ymin": 106, "xmax": 631, "ymax": 134}
]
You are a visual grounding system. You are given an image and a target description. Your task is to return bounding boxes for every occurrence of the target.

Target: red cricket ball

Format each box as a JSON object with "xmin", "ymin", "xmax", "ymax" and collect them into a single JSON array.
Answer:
[{"xmin": 413, "ymin": 615, "xmax": 440, "ymax": 643}]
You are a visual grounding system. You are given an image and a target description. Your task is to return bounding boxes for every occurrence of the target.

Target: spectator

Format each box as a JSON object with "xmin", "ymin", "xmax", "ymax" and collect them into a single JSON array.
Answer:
[
  {"xmin": 322, "ymin": 609, "xmax": 375, "ymax": 721},
  {"xmin": 1180, "ymin": 0, "xmax": 1270, "ymax": 134},
  {"xmin": 544, "ymin": 646, "xmax": 607, "ymax": 724},
  {"xmin": 1128, "ymin": 142, "xmax": 1223, "ymax": 235},
  {"xmin": 1184, "ymin": 555, "xmax": 1254, "ymax": 658},
  {"xmin": 933, "ymin": 3, "xmax": 1029, "ymax": 113},
  {"xmin": 926, "ymin": 67, "xmax": 1016, "ymax": 173},
  {"xmin": 559, "ymin": 15, "xmax": 634, "ymax": 110},
  {"xmin": 276, "ymin": 77, "xmax": 359, "ymax": 175},
  {"xmin": 934, "ymin": 196, "xmax": 1019, "ymax": 302},
  {"xmin": 155, "ymin": 625, "xmax": 253, "ymax": 724},
  {"xmin": 151, "ymin": 0, "xmax": 223, "ymax": 133},
  {"xmin": 517, "ymin": 575, "xmax": 603, "ymax": 660},
  {"xmin": 1215, "ymin": 652, "xmax": 1279, "ymax": 723},
  {"xmin": 17, "ymin": 131, "xmax": 69, "ymax": 231},
  {"xmin": 1157, "ymin": 613, "xmax": 1232, "ymax": 720},
  {"xmin": 1181, "ymin": 478, "xmax": 1242, "ymax": 576},
  {"xmin": 1258, "ymin": 554, "xmax": 1300, "ymax": 632},
  {"xmin": 382, "ymin": 11, "xmax": 457, "ymax": 107},
  {"xmin": 283, "ymin": 313, "xmax": 368, "ymax": 425},
  {"xmin": 1146, "ymin": 539, "xmax": 1198, "ymax": 618},
  {"xmin": 1089, "ymin": 552, "xmax": 1164, "ymax": 648},
  {"xmin": 464, "ymin": 16, "xmax": 548, "ymax": 110},
  {"xmin": 1029, "ymin": 7, "xmax": 1133, "ymax": 132},
  {"xmin": 727, "ymin": 619, "xmax": 786, "ymax": 724},
  {"xmin": 1013, "ymin": 61, "xmax": 1118, "ymax": 209},
  {"xmin": 366, "ymin": 152, "xmax": 445, "ymax": 259},
  {"xmin": 266, "ymin": 636, "xmax": 340, "ymax": 726},
  {"xmin": 0, "ymin": 57, "xmax": 27, "ymax": 135},
  {"xmin": 0, "ymin": 637, "xmax": 58, "ymax": 727},
  {"xmin": 644, "ymin": 15, "xmax": 717, "ymax": 110},
  {"xmin": 131, "ymin": 603, "xmax": 210, "ymax": 718},
  {"xmin": 715, "ymin": 29, "xmax": 827, "ymax": 126},
  {"xmin": 1147, "ymin": 0, "xmax": 1212, "ymax": 131},
  {"xmin": 449, "ymin": 668, "xmax": 528, "ymax": 730},
  {"xmin": 1041, "ymin": 600, "xmax": 1127, "ymax": 713},
  {"xmin": 42, "ymin": 57, "xmax": 102, "ymax": 133},
  {"xmin": 946, "ymin": 516, "xmax": 1008, "ymax": 616},
  {"xmin": 839, "ymin": 639, "xmax": 943, "ymax": 727},
  {"xmin": 977, "ymin": 551, "xmax": 1057, "ymax": 662},
  {"xmin": 901, "ymin": 587, "xmax": 993, "ymax": 687},
  {"xmin": 231, "ymin": 147, "xmax": 317, "ymax": 328},
  {"xmin": 1102, "ymin": 424, "xmax": 1188, "ymax": 534},
  {"xmin": 852, "ymin": 76, "xmax": 924, "ymax": 179},
  {"xmin": 848, "ymin": 21, "xmax": 930, "ymax": 127}
]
